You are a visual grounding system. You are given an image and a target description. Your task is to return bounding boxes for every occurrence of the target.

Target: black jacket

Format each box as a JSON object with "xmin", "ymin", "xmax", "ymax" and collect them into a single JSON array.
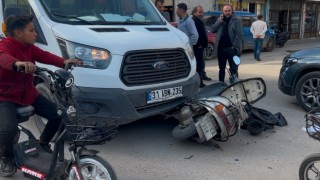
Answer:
[{"xmin": 192, "ymin": 16, "xmax": 208, "ymax": 48}]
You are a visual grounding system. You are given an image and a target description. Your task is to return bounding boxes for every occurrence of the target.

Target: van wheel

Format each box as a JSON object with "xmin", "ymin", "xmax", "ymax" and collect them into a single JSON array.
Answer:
[
  {"xmin": 264, "ymin": 38, "xmax": 275, "ymax": 52},
  {"xmin": 35, "ymin": 83, "xmax": 61, "ymax": 142},
  {"xmin": 204, "ymin": 43, "xmax": 216, "ymax": 60}
]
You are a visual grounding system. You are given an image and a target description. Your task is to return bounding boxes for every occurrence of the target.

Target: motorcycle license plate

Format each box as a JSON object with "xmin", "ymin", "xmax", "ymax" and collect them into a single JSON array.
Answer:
[
  {"xmin": 147, "ymin": 86, "xmax": 182, "ymax": 104},
  {"xmin": 198, "ymin": 114, "xmax": 217, "ymax": 141}
]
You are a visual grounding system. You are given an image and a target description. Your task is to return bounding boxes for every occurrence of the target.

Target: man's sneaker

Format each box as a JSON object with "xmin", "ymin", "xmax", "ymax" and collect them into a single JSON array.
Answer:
[
  {"xmin": 0, "ymin": 157, "xmax": 16, "ymax": 177},
  {"xmin": 40, "ymin": 143, "xmax": 53, "ymax": 154}
]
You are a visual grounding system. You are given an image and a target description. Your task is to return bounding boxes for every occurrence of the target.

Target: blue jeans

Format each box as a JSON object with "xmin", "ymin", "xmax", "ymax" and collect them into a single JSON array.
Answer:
[{"xmin": 254, "ymin": 38, "xmax": 263, "ymax": 60}]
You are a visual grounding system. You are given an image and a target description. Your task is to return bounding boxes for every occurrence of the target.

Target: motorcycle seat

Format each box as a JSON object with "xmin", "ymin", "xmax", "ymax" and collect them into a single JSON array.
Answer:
[{"xmin": 195, "ymin": 82, "xmax": 228, "ymax": 100}]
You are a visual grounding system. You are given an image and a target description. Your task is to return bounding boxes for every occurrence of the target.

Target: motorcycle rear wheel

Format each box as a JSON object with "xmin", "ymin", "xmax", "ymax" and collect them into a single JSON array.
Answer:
[
  {"xmin": 68, "ymin": 155, "xmax": 117, "ymax": 180},
  {"xmin": 299, "ymin": 153, "xmax": 320, "ymax": 180}
]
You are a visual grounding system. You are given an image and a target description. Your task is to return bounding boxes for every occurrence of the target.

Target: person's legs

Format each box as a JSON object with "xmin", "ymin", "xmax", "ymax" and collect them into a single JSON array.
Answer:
[
  {"xmin": 256, "ymin": 38, "xmax": 263, "ymax": 60},
  {"xmin": 0, "ymin": 101, "xmax": 18, "ymax": 175},
  {"xmin": 194, "ymin": 47, "xmax": 206, "ymax": 87},
  {"xmin": 253, "ymin": 38, "xmax": 258, "ymax": 59},
  {"xmin": 193, "ymin": 47, "xmax": 204, "ymax": 77},
  {"xmin": 218, "ymin": 47, "xmax": 227, "ymax": 82},
  {"xmin": 32, "ymin": 95, "xmax": 62, "ymax": 145}
]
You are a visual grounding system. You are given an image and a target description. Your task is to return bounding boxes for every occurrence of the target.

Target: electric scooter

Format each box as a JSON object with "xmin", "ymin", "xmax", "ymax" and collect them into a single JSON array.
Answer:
[{"xmin": 4, "ymin": 66, "xmax": 118, "ymax": 179}]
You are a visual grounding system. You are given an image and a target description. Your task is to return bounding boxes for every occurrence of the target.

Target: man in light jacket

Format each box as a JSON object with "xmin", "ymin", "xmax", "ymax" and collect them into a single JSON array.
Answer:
[
  {"xmin": 176, "ymin": 3, "xmax": 199, "ymax": 46},
  {"xmin": 250, "ymin": 14, "xmax": 267, "ymax": 61}
]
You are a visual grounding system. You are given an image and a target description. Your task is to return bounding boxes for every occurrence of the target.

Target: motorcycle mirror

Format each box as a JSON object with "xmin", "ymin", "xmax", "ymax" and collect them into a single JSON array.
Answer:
[{"xmin": 233, "ymin": 55, "xmax": 241, "ymax": 65}]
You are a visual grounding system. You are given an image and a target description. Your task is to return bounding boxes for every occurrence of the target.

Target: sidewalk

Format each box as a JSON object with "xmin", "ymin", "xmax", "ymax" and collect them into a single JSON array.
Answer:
[{"xmin": 204, "ymin": 37, "xmax": 320, "ymax": 83}]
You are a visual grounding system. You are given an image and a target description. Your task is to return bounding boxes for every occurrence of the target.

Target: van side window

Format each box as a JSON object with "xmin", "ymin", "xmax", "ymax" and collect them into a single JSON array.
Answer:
[
  {"xmin": 3, "ymin": 0, "xmax": 47, "ymax": 45},
  {"xmin": 242, "ymin": 17, "xmax": 252, "ymax": 27}
]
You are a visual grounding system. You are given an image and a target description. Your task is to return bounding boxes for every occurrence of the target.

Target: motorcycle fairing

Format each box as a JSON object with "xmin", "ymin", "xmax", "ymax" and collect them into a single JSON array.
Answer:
[{"xmin": 219, "ymin": 78, "xmax": 266, "ymax": 105}]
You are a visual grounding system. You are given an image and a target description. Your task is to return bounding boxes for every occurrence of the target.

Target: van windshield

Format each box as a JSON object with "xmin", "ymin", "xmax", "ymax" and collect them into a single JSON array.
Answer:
[{"xmin": 40, "ymin": 0, "xmax": 165, "ymax": 25}]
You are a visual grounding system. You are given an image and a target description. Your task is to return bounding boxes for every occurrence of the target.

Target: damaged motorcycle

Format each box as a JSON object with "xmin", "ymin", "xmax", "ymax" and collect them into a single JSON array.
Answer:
[{"xmin": 169, "ymin": 57, "xmax": 266, "ymax": 143}]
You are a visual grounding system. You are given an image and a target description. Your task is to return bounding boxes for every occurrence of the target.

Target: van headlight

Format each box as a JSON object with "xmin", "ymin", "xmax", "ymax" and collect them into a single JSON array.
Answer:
[
  {"xmin": 186, "ymin": 42, "xmax": 195, "ymax": 60},
  {"xmin": 57, "ymin": 39, "xmax": 111, "ymax": 69}
]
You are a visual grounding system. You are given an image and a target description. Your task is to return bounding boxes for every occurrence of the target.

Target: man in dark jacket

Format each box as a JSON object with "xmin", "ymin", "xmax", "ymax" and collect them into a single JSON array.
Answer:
[
  {"xmin": 211, "ymin": 4, "xmax": 242, "ymax": 83},
  {"xmin": 192, "ymin": 5, "xmax": 211, "ymax": 88},
  {"xmin": 0, "ymin": 15, "xmax": 81, "ymax": 176}
]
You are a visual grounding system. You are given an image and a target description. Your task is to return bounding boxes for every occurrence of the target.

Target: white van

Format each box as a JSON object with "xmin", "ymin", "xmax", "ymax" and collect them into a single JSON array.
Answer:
[{"xmin": 0, "ymin": 0, "xmax": 199, "ymax": 126}]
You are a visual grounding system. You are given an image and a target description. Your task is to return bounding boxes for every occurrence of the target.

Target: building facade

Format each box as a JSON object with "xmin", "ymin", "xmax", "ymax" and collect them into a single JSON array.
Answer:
[{"xmin": 159, "ymin": 0, "xmax": 320, "ymax": 39}]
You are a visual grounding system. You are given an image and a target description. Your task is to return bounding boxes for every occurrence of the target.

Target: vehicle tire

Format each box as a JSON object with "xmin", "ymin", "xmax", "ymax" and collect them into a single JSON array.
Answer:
[
  {"xmin": 204, "ymin": 43, "xmax": 216, "ymax": 60},
  {"xmin": 68, "ymin": 155, "xmax": 117, "ymax": 180},
  {"xmin": 299, "ymin": 153, "xmax": 320, "ymax": 180},
  {"xmin": 35, "ymin": 82, "xmax": 60, "ymax": 141},
  {"xmin": 295, "ymin": 72, "xmax": 320, "ymax": 112},
  {"xmin": 172, "ymin": 122, "xmax": 197, "ymax": 140},
  {"xmin": 264, "ymin": 38, "xmax": 275, "ymax": 52}
]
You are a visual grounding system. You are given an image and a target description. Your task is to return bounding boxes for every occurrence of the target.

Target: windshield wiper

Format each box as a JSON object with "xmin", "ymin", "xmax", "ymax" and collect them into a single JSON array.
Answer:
[{"xmin": 51, "ymin": 12, "xmax": 93, "ymax": 25}]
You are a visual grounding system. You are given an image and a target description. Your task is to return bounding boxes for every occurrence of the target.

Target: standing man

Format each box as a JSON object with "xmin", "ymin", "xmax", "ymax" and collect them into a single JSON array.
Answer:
[
  {"xmin": 191, "ymin": 5, "xmax": 211, "ymax": 88},
  {"xmin": 211, "ymin": 4, "xmax": 242, "ymax": 83},
  {"xmin": 176, "ymin": 3, "xmax": 199, "ymax": 46},
  {"xmin": 155, "ymin": 0, "xmax": 170, "ymax": 21},
  {"xmin": 176, "ymin": 3, "xmax": 200, "ymax": 87},
  {"xmin": 250, "ymin": 14, "xmax": 267, "ymax": 61}
]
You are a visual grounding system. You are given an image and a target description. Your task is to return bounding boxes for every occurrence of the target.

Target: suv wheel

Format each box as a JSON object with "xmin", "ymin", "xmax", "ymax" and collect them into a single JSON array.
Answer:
[
  {"xmin": 264, "ymin": 38, "xmax": 275, "ymax": 52},
  {"xmin": 295, "ymin": 72, "xmax": 320, "ymax": 111},
  {"xmin": 204, "ymin": 43, "xmax": 216, "ymax": 60}
]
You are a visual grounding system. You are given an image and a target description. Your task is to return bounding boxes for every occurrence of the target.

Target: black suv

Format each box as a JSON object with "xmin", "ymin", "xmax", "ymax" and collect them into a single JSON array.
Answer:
[{"xmin": 278, "ymin": 48, "xmax": 320, "ymax": 111}]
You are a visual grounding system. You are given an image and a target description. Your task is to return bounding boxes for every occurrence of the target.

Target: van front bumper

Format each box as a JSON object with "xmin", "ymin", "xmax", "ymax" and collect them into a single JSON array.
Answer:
[{"xmin": 72, "ymin": 74, "xmax": 200, "ymax": 125}]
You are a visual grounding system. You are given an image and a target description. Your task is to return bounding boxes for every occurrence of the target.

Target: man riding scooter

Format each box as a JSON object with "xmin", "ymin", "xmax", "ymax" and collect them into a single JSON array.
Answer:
[{"xmin": 0, "ymin": 15, "xmax": 82, "ymax": 176}]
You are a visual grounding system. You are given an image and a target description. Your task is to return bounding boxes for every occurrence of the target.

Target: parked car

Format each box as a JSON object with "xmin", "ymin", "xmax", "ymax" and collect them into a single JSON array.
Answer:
[
  {"xmin": 278, "ymin": 48, "xmax": 320, "ymax": 111},
  {"xmin": 203, "ymin": 11, "xmax": 276, "ymax": 60},
  {"xmin": 204, "ymin": 30, "xmax": 216, "ymax": 60}
]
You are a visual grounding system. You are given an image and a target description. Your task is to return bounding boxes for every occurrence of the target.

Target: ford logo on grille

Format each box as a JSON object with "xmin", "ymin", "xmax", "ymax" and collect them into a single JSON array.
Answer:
[{"xmin": 153, "ymin": 61, "xmax": 169, "ymax": 70}]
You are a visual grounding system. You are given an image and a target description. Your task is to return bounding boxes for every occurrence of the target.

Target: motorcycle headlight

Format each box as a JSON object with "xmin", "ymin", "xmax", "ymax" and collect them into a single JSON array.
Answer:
[
  {"xmin": 58, "ymin": 39, "xmax": 112, "ymax": 69},
  {"xmin": 186, "ymin": 42, "xmax": 195, "ymax": 60},
  {"xmin": 55, "ymin": 69, "xmax": 74, "ymax": 88}
]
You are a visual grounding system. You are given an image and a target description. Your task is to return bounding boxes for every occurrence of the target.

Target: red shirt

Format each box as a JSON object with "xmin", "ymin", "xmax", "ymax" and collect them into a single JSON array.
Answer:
[{"xmin": 0, "ymin": 37, "xmax": 65, "ymax": 105}]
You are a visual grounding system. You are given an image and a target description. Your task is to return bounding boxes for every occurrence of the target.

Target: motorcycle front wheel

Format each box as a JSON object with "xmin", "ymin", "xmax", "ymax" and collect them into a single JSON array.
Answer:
[
  {"xmin": 299, "ymin": 153, "xmax": 320, "ymax": 180},
  {"xmin": 68, "ymin": 155, "xmax": 117, "ymax": 180}
]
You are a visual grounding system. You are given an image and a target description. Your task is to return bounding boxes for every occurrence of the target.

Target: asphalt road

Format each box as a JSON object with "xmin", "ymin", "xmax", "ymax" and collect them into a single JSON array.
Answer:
[{"xmin": 6, "ymin": 39, "xmax": 320, "ymax": 180}]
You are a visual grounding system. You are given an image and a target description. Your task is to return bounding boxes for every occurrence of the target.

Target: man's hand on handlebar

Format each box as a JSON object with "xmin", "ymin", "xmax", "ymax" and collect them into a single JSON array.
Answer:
[
  {"xmin": 64, "ymin": 59, "xmax": 83, "ymax": 69},
  {"xmin": 15, "ymin": 61, "xmax": 36, "ymax": 74}
]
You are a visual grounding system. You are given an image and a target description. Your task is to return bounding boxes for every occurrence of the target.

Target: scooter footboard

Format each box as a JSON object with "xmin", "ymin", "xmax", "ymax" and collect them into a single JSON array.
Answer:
[{"xmin": 13, "ymin": 139, "xmax": 66, "ymax": 178}]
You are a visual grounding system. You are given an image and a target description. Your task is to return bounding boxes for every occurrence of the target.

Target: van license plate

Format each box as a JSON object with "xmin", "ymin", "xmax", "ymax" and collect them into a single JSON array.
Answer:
[{"xmin": 147, "ymin": 86, "xmax": 183, "ymax": 104}]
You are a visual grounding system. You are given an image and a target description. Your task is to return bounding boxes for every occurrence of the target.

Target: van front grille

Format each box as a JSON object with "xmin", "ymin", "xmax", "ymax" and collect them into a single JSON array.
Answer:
[{"xmin": 121, "ymin": 49, "xmax": 191, "ymax": 86}]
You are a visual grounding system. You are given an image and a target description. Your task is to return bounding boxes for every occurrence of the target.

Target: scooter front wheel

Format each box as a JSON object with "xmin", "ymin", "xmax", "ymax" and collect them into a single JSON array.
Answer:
[
  {"xmin": 299, "ymin": 153, "xmax": 320, "ymax": 180},
  {"xmin": 68, "ymin": 155, "xmax": 117, "ymax": 180}
]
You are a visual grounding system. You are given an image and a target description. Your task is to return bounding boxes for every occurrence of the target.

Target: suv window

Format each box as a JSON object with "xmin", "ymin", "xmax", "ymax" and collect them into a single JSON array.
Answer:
[
  {"xmin": 241, "ymin": 17, "xmax": 252, "ymax": 27},
  {"xmin": 3, "ymin": 0, "xmax": 47, "ymax": 44}
]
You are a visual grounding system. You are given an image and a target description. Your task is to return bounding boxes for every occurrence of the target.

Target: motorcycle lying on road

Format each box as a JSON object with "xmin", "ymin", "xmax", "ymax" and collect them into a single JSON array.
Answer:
[
  {"xmin": 299, "ymin": 107, "xmax": 320, "ymax": 180},
  {"xmin": 276, "ymin": 31, "xmax": 290, "ymax": 48},
  {"xmin": 3, "ymin": 66, "xmax": 118, "ymax": 180},
  {"xmin": 169, "ymin": 56, "xmax": 267, "ymax": 143}
]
